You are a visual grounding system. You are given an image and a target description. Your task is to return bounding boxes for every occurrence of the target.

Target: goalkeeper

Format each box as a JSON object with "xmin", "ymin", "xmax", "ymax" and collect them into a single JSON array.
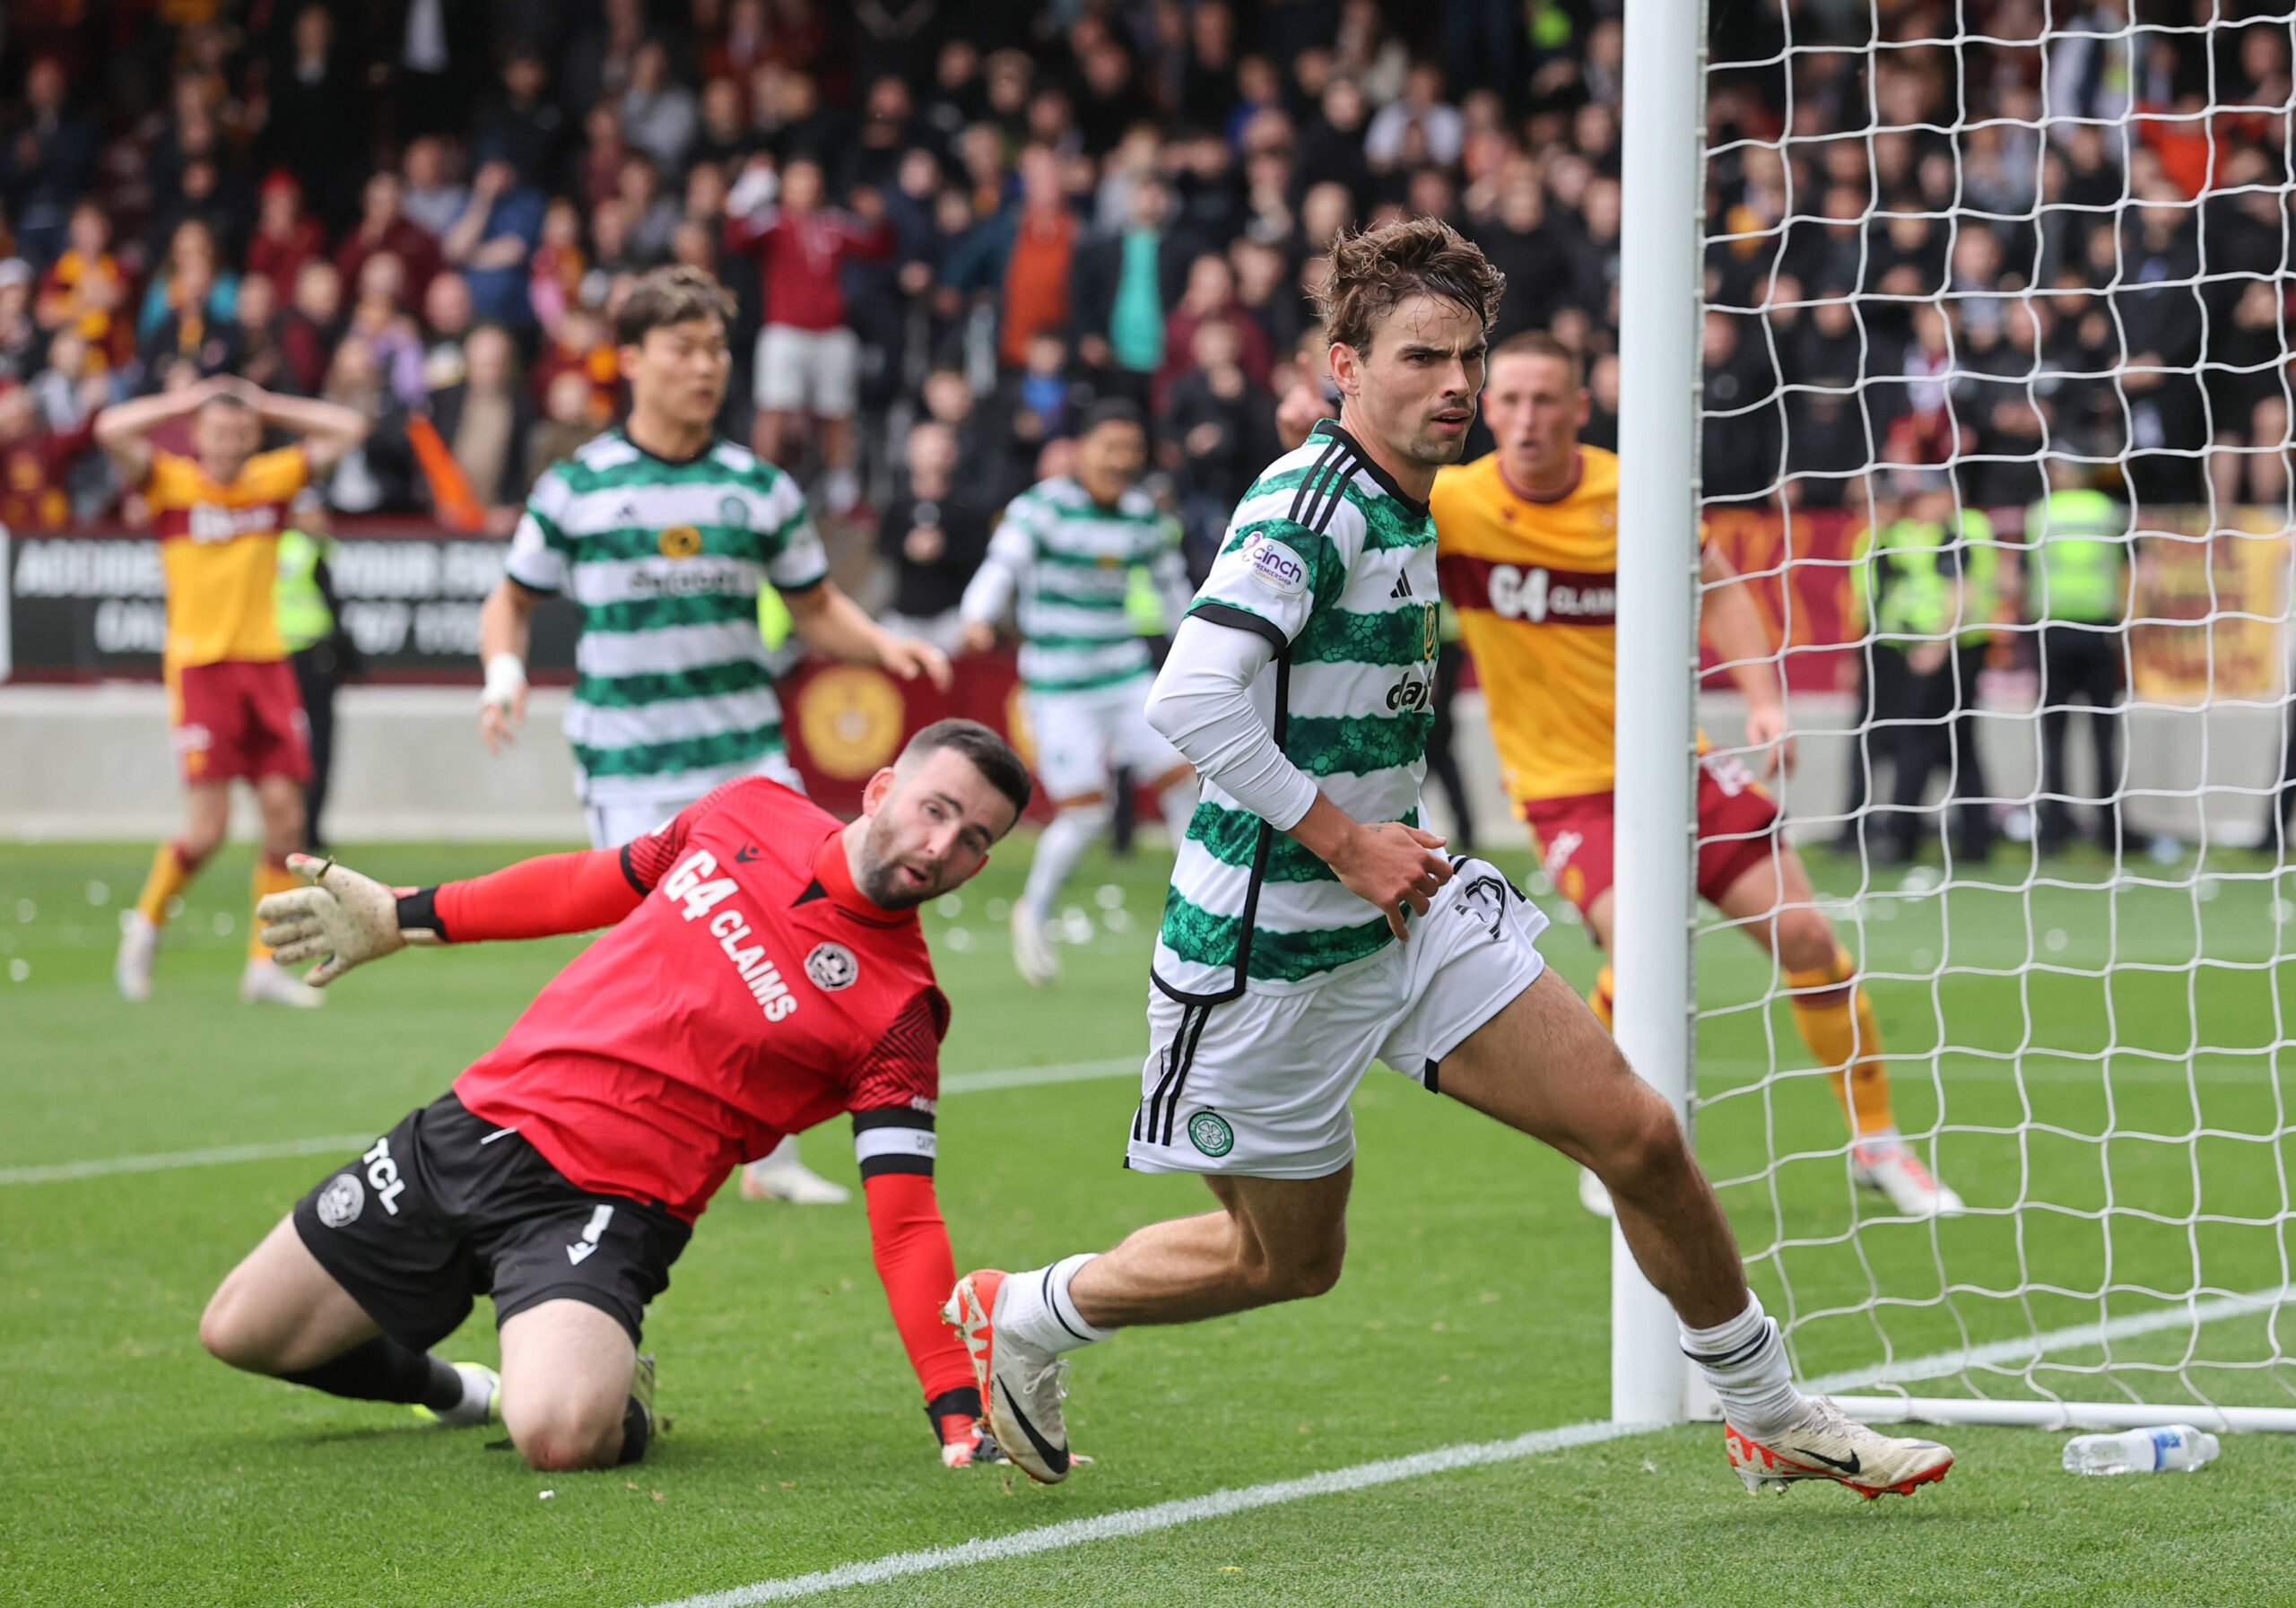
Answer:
[
  {"xmin": 196, "ymin": 722, "xmax": 1028, "ymax": 1473},
  {"xmin": 1431, "ymin": 332, "xmax": 1962, "ymax": 1220}
]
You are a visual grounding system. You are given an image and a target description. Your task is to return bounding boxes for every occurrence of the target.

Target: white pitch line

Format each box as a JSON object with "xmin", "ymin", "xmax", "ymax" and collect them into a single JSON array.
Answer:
[
  {"xmin": 641, "ymin": 1419, "xmax": 1656, "ymax": 1608},
  {"xmin": 638, "ymin": 1280, "xmax": 2295, "ymax": 1607},
  {"xmin": 0, "ymin": 1058, "xmax": 1146, "ymax": 1186}
]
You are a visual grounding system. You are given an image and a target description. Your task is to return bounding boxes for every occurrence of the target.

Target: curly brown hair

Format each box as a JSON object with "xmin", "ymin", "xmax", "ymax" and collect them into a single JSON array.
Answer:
[
  {"xmin": 1316, "ymin": 217, "xmax": 1507, "ymax": 356},
  {"xmin": 614, "ymin": 265, "xmax": 738, "ymax": 348}
]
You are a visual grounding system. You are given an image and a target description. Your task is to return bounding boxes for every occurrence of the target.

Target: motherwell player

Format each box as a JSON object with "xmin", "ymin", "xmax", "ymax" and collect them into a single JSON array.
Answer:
[
  {"xmin": 96, "ymin": 375, "xmax": 370, "ymax": 1008},
  {"xmin": 1431, "ymin": 332, "xmax": 1961, "ymax": 1219},
  {"xmin": 199, "ymin": 721, "xmax": 1030, "ymax": 1472}
]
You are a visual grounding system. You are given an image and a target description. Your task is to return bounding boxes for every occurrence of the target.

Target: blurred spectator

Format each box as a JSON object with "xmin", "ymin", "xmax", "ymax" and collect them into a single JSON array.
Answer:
[
  {"xmin": 247, "ymin": 174, "xmax": 327, "ymax": 294},
  {"xmin": 1164, "ymin": 317, "xmax": 1276, "ymax": 556},
  {"xmin": 1366, "ymin": 64, "xmax": 1464, "ymax": 169},
  {"xmin": 35, "ymin": 203, "xmax": 130, "ymax": 372},
  {"xmin": 401, "ymin": 138, "xmax": 470, "ymax": 241},
  {"xmin": 0, "ymin": 259, "xmax": 39, "ymax": 382},
  {"xmin": 0, "ymin": 381, "xmax": 97, "ymax": 531},
  {"xmin": 441, "ymin": 161, "xmax": 547, "ymax": 329},
  {"xmin": 618, "ymin": 155, "xmax": 683, "ymax": 262},
  {"xmin": 1155, "ymin": 252, "xmax": 1271, "ymax": 413},
  {"xmin": 944, "ymin": 145, "xmax": 1076, "ymax": 372},
  {"xmin": 526, "ymin": 200, "xmax": 589, "ymax": 335},
  {"xmin": 231, "ymin": 274, "xmax": 297, "ymax": 396},
  {"xmin": 318, "ymin": 337, "xmax": 418, "ymax": 514},
  {"xmin": 723, "ymin": 155, "xmax": 892, "ymax": 511},
  {"xmin": 421, "ymin": 272, "xmax": 477, "ymax": 388},
  {"xmin": 531, "ymin": 306, "xmax": 620, "ymax": 428},
  {"xmin": 622, "ymin": 41, "xmax": 700, "ymax": 172},
  {"xmin": 336, "ymin": 175, "xmax": 443, "ymax": 312},
  {"xmin": 430, "ymin": 324, "xmax": 536, "ymax": 511},
  {"xmin": 4, "ymin": 56, "xmax": 99, "ymax": 265},
  {"xmin": 139, "ymin": 220, "xmax": 238, "ymax": 348},
  {"xmin": 142, "ymin": 254, "xmax": 240, "ymax": 380},
  {"xmin": 474, "ymin": 51, "xmax": 569, "ymax": 192},
  {"xmin": 528, "ymin": 369, "xmax": 601, "ymax": 487},
  {"xmin": 282, "ymin": 261, "xmax": 345, "ymax": 396},
  {"xmin": 1069, "ymin": 176, "xmax": 1195, "ymax": 406},
  {"xmin": 257, "ymin": 4, "xmax": 370, "ymax": 232},
  {"xmin": 877, "ymin": 419, "xmax": 994, "ymax": 655}
]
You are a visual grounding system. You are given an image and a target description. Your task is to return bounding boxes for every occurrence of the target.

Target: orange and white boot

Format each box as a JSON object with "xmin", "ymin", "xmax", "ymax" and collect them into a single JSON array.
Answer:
[
  {"xmin": 1726, "ymin": 1397, "xmax": 1954, "ymax": 1498},
  {"xmin": 944, "ymin": 1269, "xmax": 1072, "ymax": 1484}
]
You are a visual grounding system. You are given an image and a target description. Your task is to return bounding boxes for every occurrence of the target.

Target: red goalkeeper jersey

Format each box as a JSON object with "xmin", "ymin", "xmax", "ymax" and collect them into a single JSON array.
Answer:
[{"xmin": 452, "ymin": 779, "xmax": 946, "ymax": 1222}]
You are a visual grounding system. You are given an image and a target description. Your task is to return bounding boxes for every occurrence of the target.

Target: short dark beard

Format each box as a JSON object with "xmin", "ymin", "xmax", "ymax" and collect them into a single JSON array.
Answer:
[{"xmin": 853, "ymin": 817, "xmax": 931, "ymax": 910}]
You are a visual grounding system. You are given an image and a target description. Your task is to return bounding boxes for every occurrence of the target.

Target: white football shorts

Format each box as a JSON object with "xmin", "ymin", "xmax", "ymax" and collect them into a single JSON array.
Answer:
[
  {"xmin": 583, "ymin": 748, "xmax": 806, "ymax": 849},
  {"xmin": 1126, "ymin": 859, "xmax": 1551, "ymax": 1178},
  {"xmin": 753, "ymin": 324, "xmax": 860, "ymax": 418},
  {"xmin": 1025, "ymin": 676, "xmax": 1187, "ymax": 804}
]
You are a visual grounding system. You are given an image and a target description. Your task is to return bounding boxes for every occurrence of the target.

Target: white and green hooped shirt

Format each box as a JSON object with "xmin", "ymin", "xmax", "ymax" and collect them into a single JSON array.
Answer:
[
  {"xmin": 960, "ymin": 474, "xmax": 1192, "ymax": 693},
  {"xmin": 1152, "ymin": 421, "xmax": 1442, "ymax": 1000},
  {"xmin": 503, "ymin": 430, "xmax": 829, "ymax": 806}
]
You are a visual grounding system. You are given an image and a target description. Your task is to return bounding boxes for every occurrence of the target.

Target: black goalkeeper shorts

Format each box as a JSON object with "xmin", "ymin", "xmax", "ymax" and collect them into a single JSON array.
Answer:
[{"xmin": 292, "ymin": 1091, "xmax": 691, "ymax": 1351}]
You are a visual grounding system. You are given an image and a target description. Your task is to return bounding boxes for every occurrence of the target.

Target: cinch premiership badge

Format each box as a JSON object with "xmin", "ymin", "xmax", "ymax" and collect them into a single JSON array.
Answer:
[
  {"xmin": 1242, "ymin": 533, "xmax": 1308, "ymax": 596},
  {"xmin": 1187, "ymin": 1110, "xmax": 1235, "ymax": 1158},
  {"xmin": 805, "ymin": 942, "xmax": 859, "ymax": 991},
  {"xmin": 315, "ymin": 1172, "xmax": 364, "ymax": 1229}
]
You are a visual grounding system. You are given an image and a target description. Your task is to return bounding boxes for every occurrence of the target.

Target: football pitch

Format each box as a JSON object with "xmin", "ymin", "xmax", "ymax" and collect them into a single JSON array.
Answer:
[{"xmin": 6, "ymin": 835, "xmax": 2296, "ymax": 1606}]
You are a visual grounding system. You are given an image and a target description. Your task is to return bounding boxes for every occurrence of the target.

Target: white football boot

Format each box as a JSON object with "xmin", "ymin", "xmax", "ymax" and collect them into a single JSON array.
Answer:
[
  {"xmin": 1726, "ymin": 1395, "xmax": 1954, "ymax": 1499},
  {"xmin": 116, "ymin": 910, "xmax": 158, "ymax": 1002},
  {"xmin": 945, "ymin": 1269, "xmax": 1072, "ymax": 1483},
  {"xmin": 1578, "ymin": 1166, "xmax": 1615, "ymax": 1219},
  {"xmin": 240, "ymin": 955, "xmax": 326, "ymax": 1007},
  {"xmin": 1011, "ymin": 903, "xmax": 1058, "ymax": 987},
  {"xmin": 739, "ymin": 1136, "xmax": 850, "ymax": 1204},
  {"xmin": 1850, "ymin": 1137, "xmax": 1965, "ymax": 1217},
  {"xmin": 412, "ymin": 1361, "xmax": 500, "ymax": 1428}
]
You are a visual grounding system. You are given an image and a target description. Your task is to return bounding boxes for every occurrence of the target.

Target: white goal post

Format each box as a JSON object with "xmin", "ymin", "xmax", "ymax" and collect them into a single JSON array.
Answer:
[{"xmin": 1611, "ymin": 0, "xmax": 2296, "ymax": 1432}]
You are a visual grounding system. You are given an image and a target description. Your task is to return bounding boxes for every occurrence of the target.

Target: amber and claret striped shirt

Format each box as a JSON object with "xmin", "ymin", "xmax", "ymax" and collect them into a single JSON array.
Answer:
[
  {"xmin": 1432, "ymin": 446, "xmax": 1629, "ymax": 805},
  {"xmin": 144, "ymin": 445, "xmax": 309, "ymax": 667}
]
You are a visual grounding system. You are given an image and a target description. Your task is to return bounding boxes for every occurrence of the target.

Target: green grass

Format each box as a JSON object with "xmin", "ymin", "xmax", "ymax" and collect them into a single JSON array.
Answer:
[{"xmin": 4, "ymin": 837, "xmax": 2296, "ymax": 1605}]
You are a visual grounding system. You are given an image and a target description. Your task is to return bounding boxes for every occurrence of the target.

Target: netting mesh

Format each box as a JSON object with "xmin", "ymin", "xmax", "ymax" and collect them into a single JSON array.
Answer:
[{"xmin": 1689, "ymin": 0, "xmax": 2296, "ymax": 1414}]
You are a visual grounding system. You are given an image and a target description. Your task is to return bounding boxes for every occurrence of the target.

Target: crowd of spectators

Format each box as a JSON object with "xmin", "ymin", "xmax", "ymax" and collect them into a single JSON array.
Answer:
[{"xmin": 0, "ymin": 0, "xmax": 2289, "ymax": 584}]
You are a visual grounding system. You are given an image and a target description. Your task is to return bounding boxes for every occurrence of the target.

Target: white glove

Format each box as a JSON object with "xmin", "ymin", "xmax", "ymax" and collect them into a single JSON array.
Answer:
[{"xmin": 256, "ymin": 853, "xmax": 418, "ymax": 987}]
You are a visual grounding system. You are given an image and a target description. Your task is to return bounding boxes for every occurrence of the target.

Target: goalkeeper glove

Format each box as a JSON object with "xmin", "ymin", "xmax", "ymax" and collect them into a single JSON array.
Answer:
[{"xmin": 256, "ymin": 853, "xmax": 437, "ymax": 987}]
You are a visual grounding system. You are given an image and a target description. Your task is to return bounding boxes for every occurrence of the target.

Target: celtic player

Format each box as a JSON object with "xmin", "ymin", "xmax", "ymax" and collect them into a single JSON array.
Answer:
[
  {"xmin": 958, "ymin": 398, "xmax": 1197, "ymax": 986},
  {"xmin": 948, "ymin": 219, "xmax": 1955, "ymax": 1500},
  {"xmin": 474, "ymin": 265, "xmax": 948, "ymax": 1205}
]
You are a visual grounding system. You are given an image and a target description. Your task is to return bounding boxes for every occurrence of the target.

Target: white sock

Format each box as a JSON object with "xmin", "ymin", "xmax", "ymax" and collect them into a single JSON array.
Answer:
[
  {"xmin": 1681, "ymin": 1292, "xmax": 1805, "ymax": 1439},
  {"xmin": 1855, "ymin": 1126, "xmax": 1903, "ymax": 1153},
  {"xmin": 454, "ymin": 1361, "xmax": 493, "ymax": 1419},
  {"xmin": 1022, "ymin": 805, "xmax": 1108, "ymax": 918},
  {"xmin": 998, "ymin": 1254, "xmax": 1118, "ymax": 1354},
  {"xmin": 1157, "ymin": 777, "xmax": 1198, "ymax": 846}
]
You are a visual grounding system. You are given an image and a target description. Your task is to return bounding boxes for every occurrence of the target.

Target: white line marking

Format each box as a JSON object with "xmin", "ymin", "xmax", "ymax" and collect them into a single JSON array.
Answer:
[
  {"xmin": 0, "ymin": 1134, "xmax": 379, "ymax": 1186},
  {"xmin": 0, "ymin": 1058, "xmax": 1145, "ymax": 1186},
  {"xmin": 635, "ymin": 1280, "xmax": 2293, "ymax": 1607},
  {"xmin": 640, "ymin": 1420, "xmax": 1657, "ymax": 1608}
]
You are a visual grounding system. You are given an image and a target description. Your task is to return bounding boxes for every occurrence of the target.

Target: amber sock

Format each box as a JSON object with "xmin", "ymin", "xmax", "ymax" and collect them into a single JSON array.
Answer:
[
  {"xmin": 249, "ymin": 855, "xmax": 300, "ymax": 960},
  {"xmin": 1588, "ymin": 963, "xmax": 1615, "ymax": 1032},
  {"xmin": 134, "ymin": 842, "xmax": 204, "ymax": 927},
  {"xmin": 1786, "ymin": 945, "xmax": 1897, "ymax": 1137}
]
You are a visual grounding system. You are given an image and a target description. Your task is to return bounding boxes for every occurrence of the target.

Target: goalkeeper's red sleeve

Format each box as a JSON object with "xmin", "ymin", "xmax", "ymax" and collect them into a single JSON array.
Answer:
[
  {"xmin": 863, "ymin": 1170, "xmax": 978, "ymax": 1405},
  {"xmin": 398, "ymin": 849, "xmax": 646, "ymax": 943}
]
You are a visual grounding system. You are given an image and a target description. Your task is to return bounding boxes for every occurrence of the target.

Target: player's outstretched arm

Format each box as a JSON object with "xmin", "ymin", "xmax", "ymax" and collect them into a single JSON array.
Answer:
[
  {"xmin": 784, "ymin": 577, "xmax": 954, "ymax": 690},
  {"xmin": 1698, "ymin": 543, "xmax": 1795, "ymax": 776},
  {"xmin": 257, "ymin": 848, "xmax": 649, "ymax": 986},
  {"xmin": 859, "ymin": 1149, "xmax": 988, "ymax": 1466}
]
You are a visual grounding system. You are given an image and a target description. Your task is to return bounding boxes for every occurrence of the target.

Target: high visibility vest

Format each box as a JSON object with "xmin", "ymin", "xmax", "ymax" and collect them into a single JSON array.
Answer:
[
  {"xmin": 2022, "ymin": 489, "xmax": 2126, "ymax": 623},
  {"xmin": 1956, "ymin": 508, "xmax": 2000, "ymax": 648},
  {"xmin": 1125, "ymin": 564, "xmax": 1163, "ymax": 636},
  {"xmin": 1857, "ymin": 517, "xmax": 1953, "ymax": 642},
  {"xmin": 273, "ymin": 527, "xmax": 337, "ymax": 653}
]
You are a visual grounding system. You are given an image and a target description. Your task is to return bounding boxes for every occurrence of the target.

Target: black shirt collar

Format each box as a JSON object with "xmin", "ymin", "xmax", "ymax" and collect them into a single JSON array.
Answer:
[{"xmin": 1309, "ymin": 419, "xmax": 1431, "ymax": 520}]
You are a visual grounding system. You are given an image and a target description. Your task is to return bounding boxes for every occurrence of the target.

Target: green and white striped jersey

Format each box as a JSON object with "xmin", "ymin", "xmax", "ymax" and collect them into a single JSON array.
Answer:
[
  {"xmin": 502, "ymin": 430, "xmax": 828, "ymax": 805},
  {"xmin": 960, "ymin": 474, "xmax": 1191, "ymax": 692},
  {"xmin": 1153, "ymin": 421, "xmax": 1441, "ymax": 999}
]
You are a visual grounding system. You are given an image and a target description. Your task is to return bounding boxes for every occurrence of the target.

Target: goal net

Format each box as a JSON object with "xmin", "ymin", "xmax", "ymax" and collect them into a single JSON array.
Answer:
[{"xmin": 1679, "ymin": 0, "xmax": 2296, "ymax": 1430}]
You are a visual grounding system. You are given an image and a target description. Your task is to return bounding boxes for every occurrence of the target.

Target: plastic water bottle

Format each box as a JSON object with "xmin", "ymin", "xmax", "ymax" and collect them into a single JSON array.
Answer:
[{"xmin": 2061, "ymin": 1425, "xmax": 2221, "ymax": 1475}]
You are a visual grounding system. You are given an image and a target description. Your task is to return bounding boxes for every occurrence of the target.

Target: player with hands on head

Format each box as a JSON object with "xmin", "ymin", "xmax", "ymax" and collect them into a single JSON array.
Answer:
[
  {"xmin": 946, "ymin": 221, "xmax": 1954, "ymax": 1505},
  {"xmin": 220, "ymin": 720, "xmax": 1032, "ymax": 1473},
  {"xmin": 1431, "ymin": 332, "xmax": 1960, "ymax": 1221},
  {"xmin": 474, "ymin": 264, "xmax": 945, "ymax": 1205},
  {"xmin": 957, "ymin": 397, "xmax": 1199, "ymax": 987},
  {"xmin": 100, "ymin": 372, "xmax": 370, "ymax": 1009}
]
